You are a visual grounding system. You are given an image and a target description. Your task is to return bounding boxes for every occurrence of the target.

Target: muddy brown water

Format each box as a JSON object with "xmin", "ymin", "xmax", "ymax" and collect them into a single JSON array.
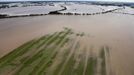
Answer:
[{"xmin": 0, "ymin": 14, "xmax": 134, "ymax": 75}]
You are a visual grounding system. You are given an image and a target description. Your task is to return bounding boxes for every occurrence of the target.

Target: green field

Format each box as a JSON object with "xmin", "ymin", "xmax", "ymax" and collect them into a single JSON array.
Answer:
[{"xmin": 0, "ymin": 28, "xmax": 109, "ymax": 75}]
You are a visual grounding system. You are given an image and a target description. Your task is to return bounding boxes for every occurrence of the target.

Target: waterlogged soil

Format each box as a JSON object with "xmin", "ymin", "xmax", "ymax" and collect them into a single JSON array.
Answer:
[{"xmin": 0, "ymin": 14, "xmax": 134, "ymax": 75}]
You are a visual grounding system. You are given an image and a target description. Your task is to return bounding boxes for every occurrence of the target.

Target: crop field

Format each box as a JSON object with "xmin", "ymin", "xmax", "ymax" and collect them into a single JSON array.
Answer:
[{"xmin": 0, "ymin": 27, "xmax": 110, "ymax": 75}]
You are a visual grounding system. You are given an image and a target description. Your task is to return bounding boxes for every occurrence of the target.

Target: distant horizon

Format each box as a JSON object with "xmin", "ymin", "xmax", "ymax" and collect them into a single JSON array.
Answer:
[{"xmin": 0, "ymin": 0, "xmax": 134, "ymax": 3}]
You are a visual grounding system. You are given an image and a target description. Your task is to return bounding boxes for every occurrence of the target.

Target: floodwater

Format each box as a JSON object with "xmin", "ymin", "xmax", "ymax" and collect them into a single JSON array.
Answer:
[
  {"xmin": 0, "ymin": 14, "xmax": 134, "ymax": 75},
  {"xmin": 0, "ymin": 6, "xmax": 62, "ymax": 16}
]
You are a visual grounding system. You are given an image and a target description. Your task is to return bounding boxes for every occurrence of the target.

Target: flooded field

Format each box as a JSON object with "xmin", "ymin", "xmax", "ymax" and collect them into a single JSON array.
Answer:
[
  {"xmin": 0, "ymin": 5, "xmax": 62, "ymax": 16},
  {"xmin": 0, "ymin": 13, "xmax": 134, "ymax": 75}
]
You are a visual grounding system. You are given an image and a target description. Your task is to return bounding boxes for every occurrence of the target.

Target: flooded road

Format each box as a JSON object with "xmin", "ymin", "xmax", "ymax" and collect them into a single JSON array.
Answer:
[{"xmin": 0, "ymin": 14, "xmax": 134, "ymax": 75}]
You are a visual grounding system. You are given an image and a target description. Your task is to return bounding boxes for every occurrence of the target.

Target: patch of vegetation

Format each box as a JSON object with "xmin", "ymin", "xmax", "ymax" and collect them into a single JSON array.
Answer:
[
  {"xmin": 0, "ymin": 14, "xmax": 9, "ymax": 18},
  {"xmin": 61, "ymin": 54, "xmax": 76, "ymax": 75},
  {"xmin": 14, "ymin": 29, "xmax": 70, "ymax": 75},
  {"xmin": 76, "ymin": 32, "xmax": 85, "ymax": 37},
  {"xmin": 0, "ymin": 40, "xmax": 36, "ymax": 68},
  {"xmin": 100, "ymin": 47, "xmax": 106, "ymax": 75},
  {"xmin": 85, "ymin": 57, "xmax": 97, "ymax": 75},
  {"xmin": 52, "ymin": 42, "xmax": 75, "ymax": 75},
  {"xmin": 0, "ymin": 27, "xmax": 102, "ymax": 75}
]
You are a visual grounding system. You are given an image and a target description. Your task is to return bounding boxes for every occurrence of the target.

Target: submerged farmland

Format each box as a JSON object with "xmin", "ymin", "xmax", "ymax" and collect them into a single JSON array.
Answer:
[
  {"xmin": 0, "ymin": 2, "xmax": 134, "ymax": 18},
  {"xmin": 0, "ymin": 1, "xmax": 134, "ymax": 75},
  {"xmin": 0, "ymin": 28, "xmax": 110, "ymax": 75}
]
